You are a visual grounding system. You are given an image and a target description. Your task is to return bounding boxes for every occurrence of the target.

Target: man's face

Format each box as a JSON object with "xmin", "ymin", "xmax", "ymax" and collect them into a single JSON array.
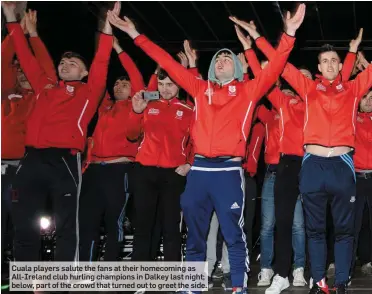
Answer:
[
  {"xmin": 58, "ymin": 57, "xmax": 88, "ymax": 81},
  {"xmin": 318, "ymin": 51, "xmax": 342, "ymax": 81},
  {"xmin": 158, "ymin": 76, "xmax": 179, "ymax": 100},
  {"xmin": 214, "ymin": 53, "xmax": 235, "ymax": 82},
  {"xmin": 300, "ymin": 69, "xmax": 313, "ymax": 80},
  {"xmin": 360, "ymin": 91, "xmax": 372, "ymax": 113},
  {"xmin": 113, "ymin": 79, "xmax": 131, "ymax": 101}
]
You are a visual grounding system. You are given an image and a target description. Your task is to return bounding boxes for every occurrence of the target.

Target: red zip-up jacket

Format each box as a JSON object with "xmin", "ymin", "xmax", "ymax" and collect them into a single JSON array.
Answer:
[
  {"xmin": 133, "ymin": 33, "xmax": 295, "ymax": 158},
  {"xmin": 254, "ymin": 37, "xmax": 372, "ymax": 149},
  {"xmin": 247, "ymin": 38, "xmax": 356, "ymax": 156},
  {"xmin": 6, "ymin": 23, "xmax": 112, "ymax": 152},
  {"xmin": 1, "ymin": 33, "xmax": 57, "ymax": 159},
  {"xmin": 257, "ymin": 106, "xmax": 280, "ymax": 165},
  {"xmin": 127, "ymin": 98, "xmax": 193, "ymax": 168},
  {"xmin": 354, "ymin": 112, "xmax": 372, "ymax": 170},
  {"xmin": 243, "ymin": 122, "xmax": 265, "ymax": 176},
  {"xmin": 90, "ymin": 51, "xmax": 145, "ymax": 162}
]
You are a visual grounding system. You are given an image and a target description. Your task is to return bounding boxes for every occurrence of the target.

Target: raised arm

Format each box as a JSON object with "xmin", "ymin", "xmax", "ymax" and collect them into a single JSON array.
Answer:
[
  {"xmin": 25, "ymin": 10, "xmax": 58, "ymax": 84},
  {"xmin": 147, "ymin": 67, "xmax": 158, "ymax": 91},
  {"xmin": 341, "ymin": 28, "xmax": 363, "ymax": 81},
  {"xmin": 352, "ymin": 62, "xmax": 372, "ymax": 101},
  {"xmin": 230, "ymin": 4, "xmax": 306, "ymax": 103},
  {"xmin": 256, "ymin": 105, "xmax": 273, "ymax": 125},
  {"xmin": 1, "ymin": 35, "xmax": 17, "ymax": 93},
  {"xmin": 113, "ymin": 37, "xmax": 145, "ymax": 95},
  {"xmin": 3, "ymin": 2, "xmax": 51, "ymax": 94},
  {"xmin": 107, "ymin": 12, "xmax": 204, "ymax": 99}
]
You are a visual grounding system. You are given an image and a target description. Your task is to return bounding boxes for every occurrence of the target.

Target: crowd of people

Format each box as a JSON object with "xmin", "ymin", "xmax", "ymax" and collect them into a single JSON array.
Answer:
[{"xmin": 1, "ymin": 2, "xmax": 372, "ymax": 294}]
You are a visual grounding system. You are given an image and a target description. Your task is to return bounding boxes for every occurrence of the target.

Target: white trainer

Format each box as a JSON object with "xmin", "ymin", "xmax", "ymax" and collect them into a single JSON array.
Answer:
[
  {"xmin": 292, "ymin": 267, "xmax": 307, "ymax": 287},
  {"xmin": 265, "ymin": 275, "xmax": 290, "ymax": 294},
  {"xmin": 327, "ymin": 263, "xmax": 335, "ymax": 278},
  {"xmin": 257, "ymin": 268, "xmax": 274, "ymax": 286}
]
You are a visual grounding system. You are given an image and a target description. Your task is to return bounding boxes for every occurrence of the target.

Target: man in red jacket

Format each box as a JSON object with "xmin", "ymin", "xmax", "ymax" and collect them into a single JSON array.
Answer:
[
  {"xmin": 78, "ymin": 37, "xmax": 145, "ymax": 262},
  {"xmin": 2, "ymin": 1, "xmax": 116, "ymax": 262},
  {"xmin": 108, "ymin": 4, "xmax": 305, "ymax": 293},
  {"xmin": 350, "ymin": 90, "xmax": 372, "ymax": 276}
]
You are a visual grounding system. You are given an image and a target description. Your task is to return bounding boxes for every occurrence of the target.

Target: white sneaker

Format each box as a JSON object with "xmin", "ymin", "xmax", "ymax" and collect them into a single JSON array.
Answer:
[
  {"xmin": 257, "ymin": 268, "xmax": 274, "ymax": 286},
  {"xmin": 292, "ymin": 267, "xmax": 307, "ymax": 287},
  {"xmin": 326, "ymin": 263, "xmax": 335, "ymax": 278},
  {"xmin": 309, "ymin": 277, "xmax": 313, "ymax": 289},
  {"xmin": 265, "ymin": 275, "xmax": 290, "ymax": 294}
]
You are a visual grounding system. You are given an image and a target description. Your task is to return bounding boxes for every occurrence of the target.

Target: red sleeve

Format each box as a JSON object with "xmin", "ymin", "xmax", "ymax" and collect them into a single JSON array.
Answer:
[
  {"xmin": 185, "ymin": 135, "xmax": 194, "ymax": 165},
  {"xmin": 267, "ymin": 87, "xmax": 285, "ymax": 111},
  {"xmin": 352, "ymin": 64, "xmax": 372, "ymax": 101},
  {"xmin": 86, "ymin": 33, "xmax": 113, "ymax": 108},
  {"xmin": 340, "ymin": 52, "xmax": 357, "ymax": 82},
  {"xmin": 255, "ymin": 36, "xmax": 313, "ymax": 99},
  {"xmin": 188, "ymin": 67, "xmax": 200, "ymax": 77},
  {"xmin": 244, "ymin": 33, "xmax": 295, "ymax": 104},
  {"xmin": 244, "ymin": 49, "xmax": 261, "ymax": 77},
  {"xmin": 29, "ymin": 36, "xmax": 58, "ymax": 84},
  {"xmin": 243, "ymin": 73, "xmax": 249, "ymax": 81},
  {"xmin": 147, "ymin": 74, "xmax": 158, "ymax": 91},
  {"xmin": 1, "ymin": 35, "xmax": 17, "ymax": 93},
  {"xmin": 134, "ymin": 35, "xmax": 204, "ymax": 99},
  {"xmin": 117, "ymin": 51, "xmax": 145, "ymax": 95},
  {"xmin": 257, "ymin": 105, "xmax": 272, "ymax": 124},
  {"xmin": 126, "ymin": 109, "xmax": 144, "ymax": 141},
  {"xmin": 246, "ymin": 122, "xmax": 265, "ymax": 176},
  {"xmin": 98, "ymin": 91, "xmax": 112, "ymax": 114},
  {"xmin": 6, "ymin": 23, "xmax": 51, "ymax": 94}
]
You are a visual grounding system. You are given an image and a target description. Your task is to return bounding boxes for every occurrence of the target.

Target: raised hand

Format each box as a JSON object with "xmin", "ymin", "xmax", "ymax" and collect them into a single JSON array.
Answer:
[
  {"xmin": 1, "ymin": 1, "xmax": 17, "ymax": 22},
  {"xmin": 107, "ymin": 11, "xmax": 139, "ymax": 39},
  {"xmin": 284, "ymin": 3, "xmax": 306, "ymax": 36},
  {"xmin": 102, "ymin": 1, "xmax": 120, "ymax": 35},
  {"xmin": 177, "ymin": 52, "xmax": 189, "ymax": 68},
  {"xmin": 20, "ymin": 14, "xmax": 28, "ymax": 34},
  {"xmin": 132, "ymin": 90, "xmax": 148, "ymax": 114},
  {"xmin": 234, "ymin": 25, "xmax": 253, "ymax": 50},
  {"xmin": 237, "ymin": 53, "xmax": 248, "ymax": 74},
  {"xmin": 229, "ymin": 17, "xmax": 260, "ymax": 40},
  {"xmin": 183, "ymin": 40, "xmax": 197, "ymax": 67},
  {"xmin": 25, "ymin": 9, "xmax": 38, "ymax": 37},
  {"xmin": 349, "ymin": 28, "xmax": 363, "ymax": 53}
]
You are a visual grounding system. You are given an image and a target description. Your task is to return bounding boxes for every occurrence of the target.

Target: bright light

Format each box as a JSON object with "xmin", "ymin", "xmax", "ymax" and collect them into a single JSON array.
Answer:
[{"xmin": 40, "ymin": 217, "xmax": 51, "ymax": 230}]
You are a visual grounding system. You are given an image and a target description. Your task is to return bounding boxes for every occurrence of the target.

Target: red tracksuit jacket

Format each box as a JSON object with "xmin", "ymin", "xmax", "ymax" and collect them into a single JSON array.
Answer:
[
  {"xmin": 1, "ymin": 33, "xmax": 57, "ymax": 159},
  {"xmin": 354, "ymin": 112, "xmax": 372, "ymax": 170},
  {"xmin": 247, "ymin": 38, "xmax": 356, "ymax": 156},
  {"xmin": 127, "ymin": 98, "xmax": 193, "ymax": 168},
  {"xmin": 133, "ymin": 33, "xmax": 295, "ymax": 158},
  {"xmin": 255, "ymin": 36, "xmax": 372, "ymax": 148},
  {"xmin": 243, "ymin": 122, "xmax": 265, "ymax": 176},
  {"xmin": 257, "ymin": 106, "xmax": 280, "ymax": 165},
  {"xmin": 6, "ymin": 23, "xmax": 112, "ymax": 152},
  {"xmin": 89, "ymin": 51, "xmax": 145, "ymax": 162}
]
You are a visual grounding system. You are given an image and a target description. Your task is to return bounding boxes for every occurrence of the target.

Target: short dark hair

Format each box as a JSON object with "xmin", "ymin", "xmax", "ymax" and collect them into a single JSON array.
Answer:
[
  {"xmin": 216, "ymin": 50, "xmax": 232, "ymax": 58},
  {"xmin": 116, "ymin": 75, "xmax": 130, "ymax": 82},
  {"xmin": 61, "ymin": 51, "xmax": 89, "ymax": 70},
  {"xmin": 317, "ymin": 44, "xmax": 340, "ymax": 62},
  {"xmin": 158, "ymin": 68, "xmax": 176, "ymax": 84},
  {"xmin": 298, "ymin": 65, "xmax": 311, "ymax": 72}
]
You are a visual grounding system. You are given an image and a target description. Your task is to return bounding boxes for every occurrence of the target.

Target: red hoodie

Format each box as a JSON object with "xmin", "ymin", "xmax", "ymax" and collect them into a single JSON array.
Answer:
[
  {"xmin": 254, "ymin": 36, "xmax": 372, "ymax": 149},
  {"xmin": 133, "ymin": 33, "xmax": 295, "ymax": 158},
  {"xmin": 1, "ymin": 33, "xmax": 57, "ymax": 159},
  {"xmin": 257, "ymin": 106, "xmax": 280, "ymax": 165},
  {"xmin": 243, "ymin": 122, "xmax": 265, "ymax": 176},
  {"xmin": 89, "ymin": 50, "xmax": 145, "ymax": 162},
  {"xmin": 354, "ymin": 112, "xmax": 372, "ymax": 170},
  {"xmin": 6, "ymin": 23, "xmax": 112, "ymax": 152},
  {"xmin": 127, "ymin": 98, "xmax": 193, "ymax": 168}
]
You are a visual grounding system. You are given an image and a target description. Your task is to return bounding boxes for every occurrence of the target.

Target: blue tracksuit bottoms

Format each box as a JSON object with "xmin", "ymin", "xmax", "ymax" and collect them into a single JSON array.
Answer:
[
  {"xmin": 180, "ymin": 158, "xmax": 249, "ymax": 288},
  {"xmin": 299, "ymin": 152, "xmax": 356, "ymax": 286}
]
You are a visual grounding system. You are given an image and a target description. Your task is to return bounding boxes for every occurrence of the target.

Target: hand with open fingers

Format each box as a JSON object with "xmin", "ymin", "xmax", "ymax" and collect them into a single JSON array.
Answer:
[
  {"xmin": 20, "ymin": 14, "xmax": 28, "ymax": 34},
  {"xmin": 107, "ymin": 11, "xmax": 140, "ymax": 39},
  {"xmin": 25, "ymin": 9, "xmax": 37, "ymax": 36},
  {"xmin": 284, "ymin": 3, "xmax": 306, "ymax": 36},
  {"xmin": 234, "ymin": 25, "xmax": 253, "ymax": 50},
  {"xmin": 103, "ymin": 1, "xmax": 121, "ymax": 35},
  {"xmin": 1, "ymin": 1, "xmax": 17, "ymax": 22},
  {"xmin": 175, "ymin": 164, "xmax": 191, "ymax": 176},
  {"xmin": 177, "ymin": 52, "xmax": 189, "ymax": 68},
  {"xmin": 132, "ymin": 90, "xmax": 148, "ymax": 114},
  {"xmin": 230, "ymin": 17, "xmax": 260, "ymax": 40},
  {"xmin": 183, "ymin": 40, "xmax": 198, "ymax": 66},
  {"xmin": 237, "ymin": 53, "xmax": 248, "ymax": 73},
  {"xmin": 350, "ymin": 28, "xmax": 363, "ymax": 53}
]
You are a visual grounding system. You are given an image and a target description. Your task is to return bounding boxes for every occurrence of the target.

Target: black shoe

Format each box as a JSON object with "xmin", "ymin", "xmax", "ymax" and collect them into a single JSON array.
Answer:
[
  {"xmin": 309, "ymin": 284, "xmax": 329, "ymax": 294},
  {"xmin": 335, "ymin": 284, "xmax": 347, "ymax": 294},
  {"xmin": 221, "ymin": 273, "xmax": 232, "ymax": 291}
]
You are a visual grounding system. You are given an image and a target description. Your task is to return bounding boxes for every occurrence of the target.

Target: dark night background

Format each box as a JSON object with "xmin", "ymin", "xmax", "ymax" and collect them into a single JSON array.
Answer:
[{"xmin": 3, "ymin": 1, "xmax": 372, "ymax": 88}]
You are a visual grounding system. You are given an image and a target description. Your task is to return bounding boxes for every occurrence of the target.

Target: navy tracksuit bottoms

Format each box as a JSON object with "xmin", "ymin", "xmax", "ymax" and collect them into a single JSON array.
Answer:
[
  {"xmin": 299, "ymin": 152, "xmax": 356, "ymax": 286},
  {"xmin": 181, "ymin": 158, "xmax": 249, "ymax": 289}
]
